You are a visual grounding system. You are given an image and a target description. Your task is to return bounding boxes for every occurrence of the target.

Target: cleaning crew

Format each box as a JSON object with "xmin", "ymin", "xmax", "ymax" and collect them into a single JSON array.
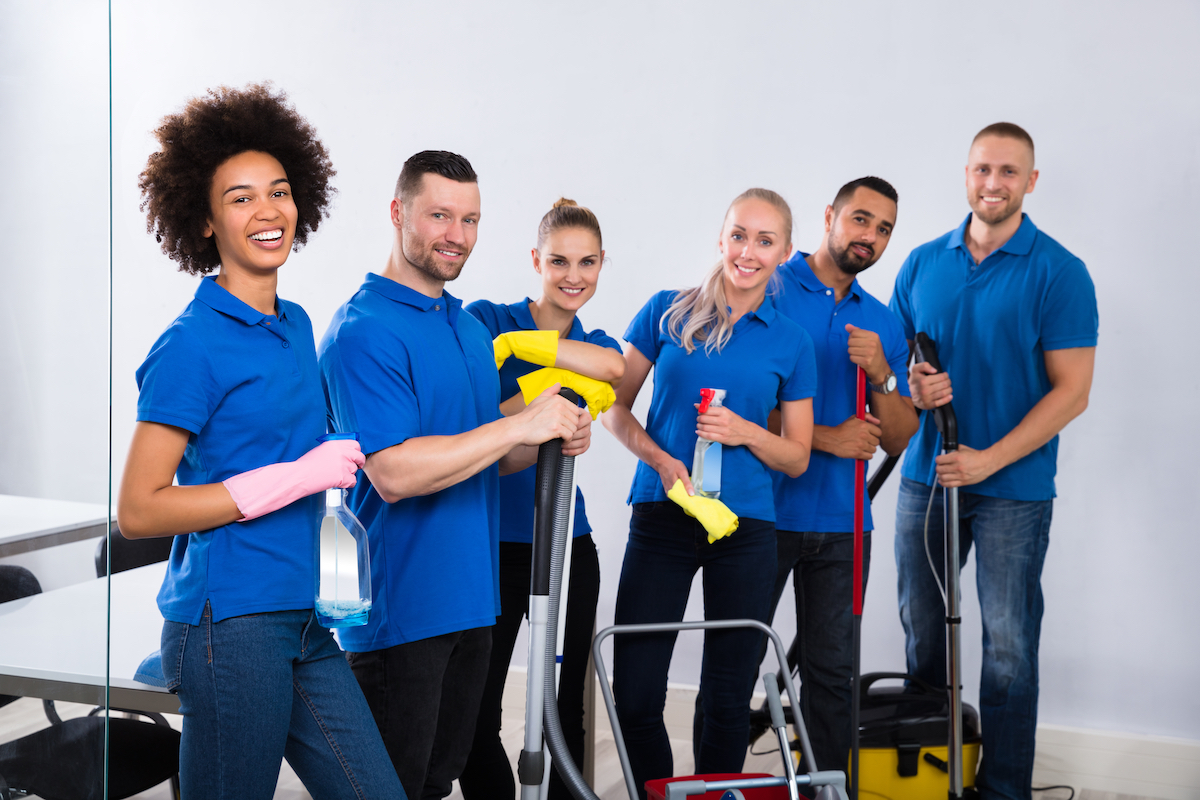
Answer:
[
  {"xmin": 890, "ymin": 122, "xmax": 1098, "ymax": 800},
  {"xmin": 117, "ymin": 84, "xmax": 405, "ymax": 799},
  {"xmin": 601, "ymin": 188, "xmax": 817, "ymax": 799},
  {"xmin": 460, "ymin": 197, "xmax": 625, "ymax": 799},
  {"xmin": 317, "ymin": 152, "xmax": 592, "ymax": 799}
]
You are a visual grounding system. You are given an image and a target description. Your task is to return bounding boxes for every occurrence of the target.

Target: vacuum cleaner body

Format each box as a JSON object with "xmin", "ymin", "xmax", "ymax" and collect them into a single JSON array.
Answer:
[{"xmin": 854, "ymin": 672, "xmax": 980, "ymax": 799}]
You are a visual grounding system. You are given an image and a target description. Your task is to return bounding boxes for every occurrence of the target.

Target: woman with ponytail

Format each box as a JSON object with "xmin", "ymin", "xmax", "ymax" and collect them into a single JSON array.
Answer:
[
  {"xmin": 602, "ymin": 189, "xmax": 816, "ymax": 795},
  {"xmin": 461, "ymin": 198, "xmax": 625, "ymax": 799}
]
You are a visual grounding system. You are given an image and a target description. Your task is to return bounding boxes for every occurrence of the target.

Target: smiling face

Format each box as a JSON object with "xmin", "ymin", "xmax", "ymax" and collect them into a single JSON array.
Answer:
[
  {"xmin": 825, "ymin": 187, "xmax": 897, "ymax": 276},
  {"xmin": 203, "ymin": 150, "xmax": 298, "ymax": 277},
  {"xmin": 966, "ymin": 135, "xmax": 1038, "ymax": 226},
  {"xmin": 533, "ymin": 227, "xmax": 604, "ymax": 315},
  {"xmin": 396, "ymin": 172, "xmax": 481, "ymax": 285},
  {"xmin": 718, "ymin": 197, "xmax": 792, "ymax": 296}
]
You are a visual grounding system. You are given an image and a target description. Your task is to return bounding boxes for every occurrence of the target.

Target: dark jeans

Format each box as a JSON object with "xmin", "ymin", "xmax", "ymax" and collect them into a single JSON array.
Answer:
[
  {"xmin": 766, "ymin": 529, "xmax": 870, "ymax": 775},
  {"xmin": 895, "ymin": 477, "xmax": 1053, "ymax": 800},
  {"xmin": 348, "ymin": 626, "xmax": 492, "ymax": 800},
  {"xmin": 613, "ymin": 502, "xmax": 776, "ymax": 799},
  {"xmin": 460, "ymin": 535, "xmax": 601, "ymax": 800}
]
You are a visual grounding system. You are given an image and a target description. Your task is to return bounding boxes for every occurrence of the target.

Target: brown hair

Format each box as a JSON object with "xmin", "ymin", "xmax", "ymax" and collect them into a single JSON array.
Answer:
[
  {"xmin": 661, "ymin": 188, "xmax": 792, "ymax": 354},
  {"xmin": 394, "ymin": 150, "xmax": 477, "ymax": 202},
  {"xmin": 972, "ymin": 122, "xmax": 1036, "ymax": 163},
  {"xmin": 138, "ymin": 83, "xmax": 336, "ymax": 276},
  {"xmin": 535, "ymin": 197, "xmax": 603, "ymax": 251}
]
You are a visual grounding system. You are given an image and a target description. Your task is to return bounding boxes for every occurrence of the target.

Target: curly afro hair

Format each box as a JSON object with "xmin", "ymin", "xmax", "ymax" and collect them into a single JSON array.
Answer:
[{"xmin": 138, "ymin": 83, "xmax": 336, "ymax": 275}]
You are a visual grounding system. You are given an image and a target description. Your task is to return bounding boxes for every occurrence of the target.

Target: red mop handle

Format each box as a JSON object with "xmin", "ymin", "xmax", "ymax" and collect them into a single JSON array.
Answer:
[{"xmin": 853, "ymin": 367, "xmax": 866, "ymax": 616}]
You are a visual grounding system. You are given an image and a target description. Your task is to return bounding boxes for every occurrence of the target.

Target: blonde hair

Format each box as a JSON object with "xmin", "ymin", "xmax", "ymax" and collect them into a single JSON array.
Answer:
[
  {"xmin": 536, "ymin": 197, "xmax": 602, "ymax": 250},
  {"xmin": 661, "ymin": 188, "xmax": 792, "ymax": 355}
]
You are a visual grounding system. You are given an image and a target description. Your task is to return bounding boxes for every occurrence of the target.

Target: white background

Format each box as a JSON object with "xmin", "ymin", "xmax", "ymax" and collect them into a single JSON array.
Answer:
[{"xmin": 2, "ymin": 0, "xmax": 1198, "ymax": 744}]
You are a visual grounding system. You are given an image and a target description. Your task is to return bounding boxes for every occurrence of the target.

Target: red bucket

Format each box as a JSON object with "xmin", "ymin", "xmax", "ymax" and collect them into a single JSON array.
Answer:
[{"xmin": 645, "ymin": 773, "xmax": 789, "ymax": 800}]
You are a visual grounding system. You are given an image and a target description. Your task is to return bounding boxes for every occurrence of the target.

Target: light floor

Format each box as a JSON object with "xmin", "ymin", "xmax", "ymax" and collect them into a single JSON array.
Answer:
[{"xmin": 0, "ymin": 690, "xmax": 1164, "ymax": 800}]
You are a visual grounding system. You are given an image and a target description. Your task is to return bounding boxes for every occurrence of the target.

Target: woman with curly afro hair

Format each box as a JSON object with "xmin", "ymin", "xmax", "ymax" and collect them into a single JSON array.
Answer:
[{"xmin": 118, "ymin": 84, "xmax": 406, "ymax": 799}]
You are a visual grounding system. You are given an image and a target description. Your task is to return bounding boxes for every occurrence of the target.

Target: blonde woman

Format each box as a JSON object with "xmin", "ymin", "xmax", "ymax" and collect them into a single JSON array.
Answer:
[{"xmin": 602, "ymin": 189, "xmax": 815, "ymax": 795}]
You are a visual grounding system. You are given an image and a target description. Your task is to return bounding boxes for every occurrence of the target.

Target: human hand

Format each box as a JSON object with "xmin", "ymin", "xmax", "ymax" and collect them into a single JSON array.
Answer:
[
  {"xmin": 516, "ymin": 367, "xmax": 615, "ymax": 419},
  {"xmin": 655, "ymin": 455, "xmax": 695, "ymax": 496},
  {"xmin": 561, "ymin": 405, "xmax": 592, "ymax": 457},
  {"xmin": 494, "ymin": 330, "xmax": 559, "ymax": 370},
  {"xmin": 823, "ymin": 414, "xmax": 883, "ymax": 461},
  {"xmin": 695, "ymin": 405, "xmax": 756, "ymax": 447},
  {"xmin": 513, "ymin": 384, "xmax": 580, "ymax": 446},
  {"xmin": 845, "ymin": 324, "xmax": 890, "ymax": 384},
  {"xmin": 909, "ymin": 361, "xmax": 953, "ymax": 410},
  {"xmin": 935, "ymin": 445, "xmax": 997, "ymax": 487},
  {"xmin": 295, "ymin": 439, "xmax": 366, "ymax": 491},
  {"xmin": 224, "ymin": 439, "xmax": 364, "ymax": 522}
]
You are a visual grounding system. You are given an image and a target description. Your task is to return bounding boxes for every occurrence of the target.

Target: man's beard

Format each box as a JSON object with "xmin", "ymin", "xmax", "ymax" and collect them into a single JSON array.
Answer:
[
  {"xmin": 969, "ymin": 193, "xmax": 1022, "ymax": 226},
  {"xmin": 402, "ymin": 235, "xmax": 468, "ymax": 283},
  {"xmin": 829, "ymin": 240, "xmax": 875, "ymax": 276}
]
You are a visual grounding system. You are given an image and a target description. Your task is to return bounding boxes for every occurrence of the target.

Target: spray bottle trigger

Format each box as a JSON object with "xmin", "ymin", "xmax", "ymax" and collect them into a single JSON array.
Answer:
[{"xmin": 698, "ymin": 388, "xmax": 716, "ymax": 414}]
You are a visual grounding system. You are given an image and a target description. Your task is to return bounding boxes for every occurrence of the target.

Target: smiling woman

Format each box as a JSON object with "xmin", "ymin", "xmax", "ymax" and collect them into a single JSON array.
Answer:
[{"xmin": 116, "ymin": 84, "xmax": 406, "ymax": 799}]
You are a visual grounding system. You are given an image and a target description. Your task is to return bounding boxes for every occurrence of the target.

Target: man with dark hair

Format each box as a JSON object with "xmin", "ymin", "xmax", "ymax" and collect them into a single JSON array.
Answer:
[
  {"xmin": 767, "ymin": 177, "xmax": 918, "ymax": 773},
  {"xmin": 319, "ymin": 150, "xmax": 591, "ymax": 798},
  {"xmin": 890, "ymin": 124, "xmax": 1097, "ymax": 800}
]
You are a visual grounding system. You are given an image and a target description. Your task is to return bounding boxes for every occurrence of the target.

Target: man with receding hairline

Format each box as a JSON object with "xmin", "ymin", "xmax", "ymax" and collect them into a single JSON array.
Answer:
[{"xmin": 889, "ymin": 124, "xmax": 1098, "ymax": 800}]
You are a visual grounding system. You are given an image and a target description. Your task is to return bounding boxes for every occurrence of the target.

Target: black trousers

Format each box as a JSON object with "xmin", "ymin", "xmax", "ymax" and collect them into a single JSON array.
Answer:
[
  {"xmin": 459, "ymin": 535, "xmax": 601, "ymax": 800},
  {"xmin": 348, "ymin": 626, "xmax": 492, "ymax": 800}
]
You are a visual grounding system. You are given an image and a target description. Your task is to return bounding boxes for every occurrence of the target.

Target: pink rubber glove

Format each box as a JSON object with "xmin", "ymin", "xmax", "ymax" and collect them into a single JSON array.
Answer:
[{"xmin": 223, "ymin": 439, "xmax": 365, "ymax": 522}]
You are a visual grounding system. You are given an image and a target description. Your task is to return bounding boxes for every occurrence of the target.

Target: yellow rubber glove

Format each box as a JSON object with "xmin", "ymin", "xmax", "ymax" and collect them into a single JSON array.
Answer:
[
  {"xmin": 517, "ymin": 367, "xmax": 616, "ymax": 420},
  {"xmin": 493, "ymin": 330, "xmax": 559, "ymax": 371},
  {"xmin": 667, "ymin": 479, "xmax": 739, "ymax": 543}
]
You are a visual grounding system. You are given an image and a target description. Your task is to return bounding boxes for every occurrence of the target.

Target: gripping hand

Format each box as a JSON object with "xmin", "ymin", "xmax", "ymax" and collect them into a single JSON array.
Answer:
[
  {"xmin": 517, "ymin": 367, "xmax": 615, "ymax": 419},
  {"xmin": 493, "ymin": 330, "xmax": 559, "ymax": 370}
]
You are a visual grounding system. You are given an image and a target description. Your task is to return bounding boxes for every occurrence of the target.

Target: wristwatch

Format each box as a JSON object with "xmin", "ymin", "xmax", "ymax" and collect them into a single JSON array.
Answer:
[{"xmin": 868, "ymin": 371, "xmax": 898, "ymax": 395}]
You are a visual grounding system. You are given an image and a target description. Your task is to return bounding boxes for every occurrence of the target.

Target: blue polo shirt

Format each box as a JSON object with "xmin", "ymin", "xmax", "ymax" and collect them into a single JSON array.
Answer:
[
  {"xmin": 465, "ymin": 298, "xmax": 623, "ymax": 544},
  {"xmin": 318, "ymin": 273, "xmax": 503, "ymax": 651},
  {"xmin": 624, "ymin": 290, "xmax": 817, "ymax": 521},
  {"xmin": 770, "ymin": 253, "xmax": 911, "ymax": 533},
  {"xmin": 135, "ymin": 276, "xmax": 325, "ymax": 625},
  {"xmin": 890, "ymin": 214, "xmax": 1098, "ymax": 501}
]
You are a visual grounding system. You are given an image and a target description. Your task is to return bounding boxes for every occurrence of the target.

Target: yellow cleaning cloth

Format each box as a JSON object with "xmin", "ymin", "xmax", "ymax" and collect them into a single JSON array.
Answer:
[
  {"xmin": 517, "ymin": 367, "xmax": 616, "ymax": 420},
  {"xmin": 667, "ymin": 479, "xmax": 739, "ymax": 543},
  {"xmin": 493, "ymin": 330, "xmax": 559, "ymax": 371}
]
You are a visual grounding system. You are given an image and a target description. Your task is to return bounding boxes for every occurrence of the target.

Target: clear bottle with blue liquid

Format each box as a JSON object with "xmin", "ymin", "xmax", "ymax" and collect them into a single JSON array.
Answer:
[
  {"xmin": 315, "ymin": 433, "xmax": 372, "ymax": 628},
  {"xmin": 692, "ymin": 388, "xmax": 727, "ymax": 498}
]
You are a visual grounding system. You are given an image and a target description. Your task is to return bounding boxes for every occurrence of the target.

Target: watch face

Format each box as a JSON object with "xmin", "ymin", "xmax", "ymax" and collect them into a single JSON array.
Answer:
[{"xmin": 885, "ymin": 373, "xmax": 897, "ymax": 392}]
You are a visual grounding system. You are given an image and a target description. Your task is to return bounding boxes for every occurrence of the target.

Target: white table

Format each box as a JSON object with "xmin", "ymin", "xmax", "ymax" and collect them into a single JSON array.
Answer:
[
  {"xmin": 0, "ymin": 563, "xmax": 177, "ymax": 714},
  {"xmin": 0, "ymin": 494, "xmax": 113, "ymax": 558}
]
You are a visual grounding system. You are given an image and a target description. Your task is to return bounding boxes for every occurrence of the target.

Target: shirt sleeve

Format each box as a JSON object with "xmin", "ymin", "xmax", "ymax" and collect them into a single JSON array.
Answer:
[
  {"xmin": 134, "ymin": 325, "xmax": 221, "ymax": 435},
  {"xmin": 320, "ymin": 330, "xmax": 420, "ymax": 457},
  {"xmin": 624, "ymin": 291, "xmax": 671, "ymax": 362},
  {"xmin": 780, "ymin": 327, "xmax": 818, "ymax": 402},
  {"xmin": 1041, "ymin": 257, "xmax": 1099, "ymax": 350},
  {"xmin": 889, "ymin": 252, "xmax": 919, "ymax": 342},
  {"xmin": 880, "ymin": 310, "xmax": 913, "ymax": 398},
  {"xmin": 583, "ymin": 327, "xmax": 624, "ymax": 354}
]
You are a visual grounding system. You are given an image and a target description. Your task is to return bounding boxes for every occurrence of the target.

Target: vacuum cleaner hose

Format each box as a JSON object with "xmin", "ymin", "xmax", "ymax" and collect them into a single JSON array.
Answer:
[{"xmin": 535, "ymin": 395, "xmax": 602, "ymax": 800}]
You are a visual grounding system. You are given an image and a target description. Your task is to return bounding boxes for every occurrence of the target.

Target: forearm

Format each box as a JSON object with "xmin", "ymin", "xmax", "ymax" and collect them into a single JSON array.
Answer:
[
  {"xmin": 555, "ymin": 339, "xmax": 626, "ymax": 385},
  {"xmin": 499, "ymin": 444, "xmax": 539, "ymax": 475},
  {"xmin": 745, "ymin": 425, "xmax": 810, "ymax": 478},
  {"xmin": 810, "ymin": 424, "xmax": 841, "ymax": 455},
  {"xmin": 118, "ymin": 482, "xmax": 241, "ymax": 539},
  {"xmin": 870, "ymin": 392, "xmax": 919, "ymax": 456},
  {"xmin": 602, "ymin": 404, "xmax": 672, "ymax": 472},
  {"xmin": 982, "ymin": 383, "xmax": 1090, "ymax": 472},
  {"xmin": 365, "ymin": 416, "xmax": 525, "ymax": 502}
]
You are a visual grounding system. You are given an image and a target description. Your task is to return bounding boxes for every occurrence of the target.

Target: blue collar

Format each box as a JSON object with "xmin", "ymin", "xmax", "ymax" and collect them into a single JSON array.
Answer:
[
  {"xmin": 361, "ymin": 272, "xmax": 463, "ymax": 315},
  {"xmin": 507, "ymin": 297, "xmax": 585, "ymax": 338},
  {"xmin": 785, "ymin": 250, "xmax": 864, "ymax": 301},
  {"xmin": 195, "ymin": 275, "xmax": 286, "ymax": 324},
  {"xmin": 742, "ymin": 292, "xmax": 778, "ymax": 325},
  {"xmin": 947, "ymin": 212, "xmax": 1038, "ymax": 256}
]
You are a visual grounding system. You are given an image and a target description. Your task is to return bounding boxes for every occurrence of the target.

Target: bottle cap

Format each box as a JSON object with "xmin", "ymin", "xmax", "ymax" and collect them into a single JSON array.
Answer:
[{"xmin": 326, "ymin": 488, "xmax": 342, "ymax": 508}]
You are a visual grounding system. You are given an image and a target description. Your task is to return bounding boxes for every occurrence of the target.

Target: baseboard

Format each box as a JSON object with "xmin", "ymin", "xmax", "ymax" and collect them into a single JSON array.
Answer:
[{"xmin": 1033, "ymin": 724, "xmax": 1200, "ymax": 800}]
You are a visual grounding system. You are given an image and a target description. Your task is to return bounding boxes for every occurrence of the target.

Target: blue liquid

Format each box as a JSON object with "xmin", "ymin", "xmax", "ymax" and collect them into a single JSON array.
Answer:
[{"xmin": 315, "ymin": 598, "xmax": 372, "ymax": 628}]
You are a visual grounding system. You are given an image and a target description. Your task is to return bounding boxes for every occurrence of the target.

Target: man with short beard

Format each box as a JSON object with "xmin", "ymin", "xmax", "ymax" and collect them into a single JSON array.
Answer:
[
  {"xmin": 318, "ymin": 151, "xmax": 591, "ymax": 799},
  {"xmin": 763, "ymin": 176, "xmax": 918, "ymax": 775},
  {"xmin": 889, "ymin": 124, "xmax": 1097, "ymax": 800}
]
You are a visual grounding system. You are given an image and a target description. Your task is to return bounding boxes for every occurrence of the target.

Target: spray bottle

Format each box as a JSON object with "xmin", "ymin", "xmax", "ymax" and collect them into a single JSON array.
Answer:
[
  {"xmin": 691, "ymin": 388, "xmax": 727, "ymax": 498},
  {"xmin": 315, "ymin": 433, "xmax": 372, "ymax": 628}
]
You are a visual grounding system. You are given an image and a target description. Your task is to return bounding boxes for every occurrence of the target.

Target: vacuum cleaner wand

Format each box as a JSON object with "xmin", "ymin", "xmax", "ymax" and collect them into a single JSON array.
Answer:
[{"xmin": 913, "ymin": 332, "xmax": 966, "ymax": 799}]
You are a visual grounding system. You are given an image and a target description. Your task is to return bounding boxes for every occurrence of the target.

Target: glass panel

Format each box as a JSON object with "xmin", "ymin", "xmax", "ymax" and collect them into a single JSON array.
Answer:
[{"xmin": 0, "ymin": 2, "xmax": 122, "ymax": 798}]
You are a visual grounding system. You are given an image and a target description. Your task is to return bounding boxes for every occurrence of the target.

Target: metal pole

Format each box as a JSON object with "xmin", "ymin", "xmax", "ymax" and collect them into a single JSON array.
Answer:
[{"xmin": 945, "ymin": 483, "xmax": 963, "ymax": 798}]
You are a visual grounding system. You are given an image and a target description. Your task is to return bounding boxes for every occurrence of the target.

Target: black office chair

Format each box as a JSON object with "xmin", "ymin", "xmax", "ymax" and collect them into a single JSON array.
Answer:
[
  {"xmin": 0, "ymin": 566, "xmax": 43, "ymax": 712},
  {"xmin": 94, "ymin": 529, "xmax": 174, "ymax": 578}
]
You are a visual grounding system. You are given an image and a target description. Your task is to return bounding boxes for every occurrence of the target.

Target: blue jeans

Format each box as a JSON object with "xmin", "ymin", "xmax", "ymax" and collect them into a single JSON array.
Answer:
[
  {"xmin": 895, "ymin": 477, "xmax": 1052, "ymax": 800},
  {"xmin": 161, "ymin": 603, "xmax": 405, "ymax": 800},
  {"xmin": 613, "ymin": 502, "xmax": 775, "ymax": 799},
  {"xmin": 769, "ymin": 529, "xmax": 870, "ymax": 775}
]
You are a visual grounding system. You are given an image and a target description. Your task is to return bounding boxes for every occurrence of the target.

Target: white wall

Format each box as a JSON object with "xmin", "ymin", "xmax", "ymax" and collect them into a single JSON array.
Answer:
[{"xmin": 4, "ymin": 0, "xmax": 1198, "ymax": 745}]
